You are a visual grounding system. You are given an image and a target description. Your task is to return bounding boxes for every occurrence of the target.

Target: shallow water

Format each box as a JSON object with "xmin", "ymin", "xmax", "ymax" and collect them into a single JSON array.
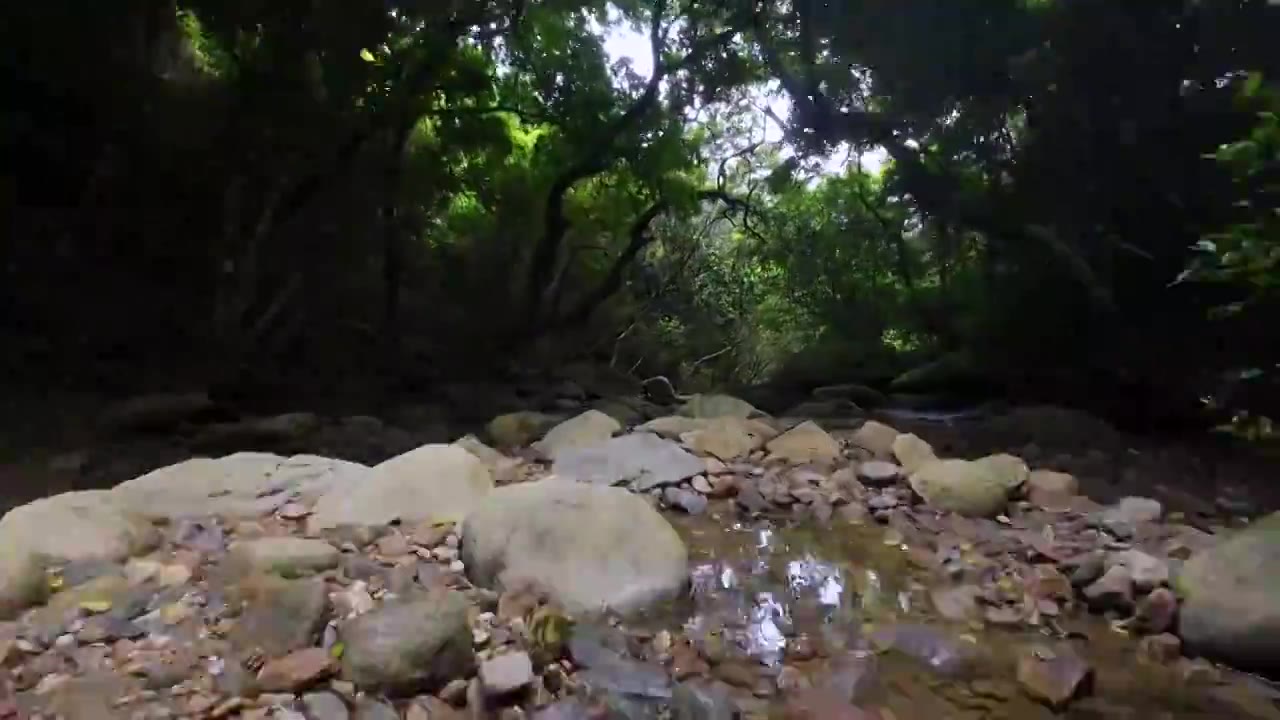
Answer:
[{"xmin": 638, "ymin": 505, "xmax": 1280, "ymax": 719}]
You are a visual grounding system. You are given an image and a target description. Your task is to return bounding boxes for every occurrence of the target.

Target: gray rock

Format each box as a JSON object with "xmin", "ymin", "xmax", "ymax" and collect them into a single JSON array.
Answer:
[
  {"xmin": 1177, "ymin": 511, "xmax": 1280, "ymax": 674},
  {"xmin": 663, "ymin": 488, "xmax": 709, "ymax": 515},
  {"xmin": 891, "ymin": 433, "xmax": 937, "ymax": 474},
  {"xmin": 1083, "ymin": 566, "xmax": 1134, "ymax": 612},
  {"xmin": 1094, "ymin": 497, "xmax": 1163, "ymax": 538},
  {"xmin": 1106, "ymin": 550, "xmax": 1168, "ymax": 592},
  {"xmin": 230, "ymin": 578, "xmax": 329, "ymax": 659},
  {"xmin": 849, "ymin": 420, "xmax": 900, "ymax": 458},
  {"xmin": 303, "ymin": 692, "xmax": 351, "ymax": 720},
  {"xmin": 677, "ymin": 394, "xmax": 759, "ymax": 420},
  {"xmin": 0, "ymin": 548, "xmax": 47, "ymax": 619},
  {"xmin": 533, "ymin": 410, "xmax": 623, "ymax": 458},
  {"xmin": 678, "ymin": 417, "xmax": 773, "ymax": 460},
  {"xmin": 353, "ymin": 697, "xmax": 399, "ymax": 720},
  {"xmin": 671, "ymin": 681, "xmax": 736, "ymax": 720},
  {"xmin": 553, "ymin": 432, "xmax": 703, "ymax": 492},
  {"xmin": 480, "ymin": 651, "xmax": 534, "ymax": 696},
  {"xmin": 226, "ymin": 537, "xmax": 339, "ymax": 578},
  {"xmin": 339, "ymin": 591, "xmax": 474, "ymax": 692},
  {"xmin": 309, "ymin": 444, "xmax": 492, "ymax": 530},
  {"xmin": 462, "ymin": 481, "xmax": 688, "ymax": 615}
]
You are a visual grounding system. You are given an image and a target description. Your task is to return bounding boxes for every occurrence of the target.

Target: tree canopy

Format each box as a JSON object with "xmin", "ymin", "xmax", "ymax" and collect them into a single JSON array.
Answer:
[{"xmin": 4, "ymin": 0, "xmax": 1280, "ymax": 427}]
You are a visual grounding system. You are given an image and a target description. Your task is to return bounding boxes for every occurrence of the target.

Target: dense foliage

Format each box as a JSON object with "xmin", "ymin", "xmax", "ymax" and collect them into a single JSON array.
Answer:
[{"xmin": 4, "ymin": 0, "xmax": 1280, "ymax": 426}]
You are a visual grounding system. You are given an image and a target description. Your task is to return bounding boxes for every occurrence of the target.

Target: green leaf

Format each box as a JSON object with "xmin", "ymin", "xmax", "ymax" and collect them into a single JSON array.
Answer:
[
  {"xmin": 1243, "ymin": 72, "xmax": 1264, "ymax": 98},
  {"xmin": 359, "ymin": 48, "xmax": 376, "ymax": 63}
]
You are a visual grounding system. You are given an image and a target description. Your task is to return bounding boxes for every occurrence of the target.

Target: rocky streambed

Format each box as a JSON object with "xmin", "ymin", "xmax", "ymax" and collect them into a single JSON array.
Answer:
[{"xmin": 1, "ymin": 393, "xmax": 1280, "ymax": 719}]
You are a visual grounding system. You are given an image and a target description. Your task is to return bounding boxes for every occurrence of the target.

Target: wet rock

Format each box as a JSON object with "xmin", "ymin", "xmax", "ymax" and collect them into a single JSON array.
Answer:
[
  {"xmin": 679, "ymin": 417, "xmax": 771, "ymax": 460},
  {"xmin": 479, "ymin": 651, "xmax": 533, "ymax": 697},
  {"xmin": 671, "ymin": 681, "xmax": 736, "ymax": 720},
  {"xmin": 256, "ymin": 647, "xmax": 337, "ymax": 692},
  {"xmin": 462, "ymin": 480, "xmax": 687, "ymax": 615},
  {"xmin": 1093, "ymin": 497, "xmax": 1163, "ymax": 539},
  {"xmin": 1106, "ymin": 550, "xmax": 1168, "ymax": 592},
  {"xmin": 1065, "ymin": 552, "xmax": 1106, "ymax": 587},
  {"xmin": 783, "ymin": 688, "xmax": 880, "ymax": 720},
  {"xmin": 735, "ymin": 484, "xmax": 772, "ymax": 514},
  {"xmin": 849, "ymin": 421, "xmax": 899, "ymax": 458},
  {"xmin": 226, "ymin": 537, "xmax": 339, "ymax": 578},
  {"xmin": 552, "ymin": 432, "xmax": 703, "ymax": 491},
  {"xmin": 1082, "ymin": 566, "xmax": 1134, "ymax": 612},
  {"xmin": 930, "ymin": 585, "xmax": 981, "ymax": 622},
  {"xmin": 663, "ymin": 487, "xmax": 709, "ymax": 515},
  {"xmin": 487, "ymin": 411, "xmax": 560, "ymax": 448},
  {"xmin": 1177, "ymin": 511, "xmax": 1280, "ymax": 674},
  {"xmin": 340, "ymin": 591, "xmax": 474, "ymax": 692},
  {"xmin": 890, "ymin": 433, "xmax": 937, "ymax": 474},
  {"xmin": 1027, "ymin": 470, "xmax": 1079, "ymax": 509},
  {"xmin": 678, "ymin": 394, "xmax": 758, "ymax": 419},
  {"xmin": 766, "ymin": 421, "xmax": 842, "ymax": 465},
  {"xmin": 303, "ymin": 692, "xmax": 351, "ymax": 720},
  {"xmin": 354, "ymin": 697, "xmax": 400, "ymax": 720},
  {"xmin": 869, "ymin": 624, "xmax": 977, "ymax": 676},
  {"xmin": 230, "ymin": 577, "xmax": 329, "ymax": 659},
  {"xmin": 533, "ymin": 410, "xmax": 623, "ymax": 458},
  {"xmin": 1016, "ymin": 646, "xmax": 1092, "ymax": 708},
  {"xmin": 1137, "ymin": 633, "xmax": 1182, "ymax": 664},
  {"xmin": 691, "ymin": 476, "xmax": 715, "ymax": 494},
  {"xmin": 908, "ymin": 459, "xmax": 1014, "ymax": 518},
  {"xmin": 309, "ymin": 444, "xmax": 493, "ymax": 530},
  {"xmin": 856, "ymin": 461, "xmax": 901, "ymax": 486},
  {"xmin": 1135, "ymin": 587, "xmax": 1178, "ymax": 634}
]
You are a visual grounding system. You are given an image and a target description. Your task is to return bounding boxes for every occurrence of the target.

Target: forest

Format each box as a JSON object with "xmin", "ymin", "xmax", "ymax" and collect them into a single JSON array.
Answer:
[{"xmin": 5, "ymin": 0, "xmax": 1280, "ymax": 433}]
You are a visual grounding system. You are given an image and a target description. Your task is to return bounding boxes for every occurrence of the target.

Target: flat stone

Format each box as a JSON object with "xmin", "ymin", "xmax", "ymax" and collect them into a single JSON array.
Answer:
[
  {"xmin": 1094, "ymin": 497, "xmax": 1163, "ymax": 538},
  {"xmin": 532, "ymin": 410, "xmax": 622, "ymax": 458},
  {"xmin": 480, "ymin": 651, "xmax": 534, "ymax": 697},
  {"xmin": 857, "ymin": 461, "xmax": 901, "ymax": 485},
  {"xmin": 302, "ymin": 692, "xmax": 351, "ymax": 720},
  {"xmin": 1027, "ymin": 470, "xmax": 1079, "ymax": 509},
  {"xmin": 462, "ymin": 481, "xmax": 687, "ymax": 615},
  {"xmin": 340, "ymin": 591, "xmax": 474, "ymax": 692},
  {"xmin": 227, "ymin": 538, "xmax": 339, "ymax": 578},
  {"xmin": 553, "ymin": 432, "xmax": 703, "ymax": 492},
  {"xmin": 309, "ymin": 444, "xmax": 493, "ymax": 530},
  {"xmin": 256, "ymin": 647, "xmax": 337, "ymax": 692}
]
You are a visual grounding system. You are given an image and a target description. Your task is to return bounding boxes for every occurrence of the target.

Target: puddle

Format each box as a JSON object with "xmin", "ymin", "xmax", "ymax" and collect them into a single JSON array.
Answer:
[{"xmin": 617, "ymin": 507, "xmax": 1280, "ymax": 719}]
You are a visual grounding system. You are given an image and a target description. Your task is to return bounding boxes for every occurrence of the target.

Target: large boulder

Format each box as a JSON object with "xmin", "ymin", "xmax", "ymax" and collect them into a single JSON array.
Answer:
[
  {"xmin": 461, "ymin": 481, "xmax": 688, "ymax": 615},
  {"xmin": 908, "ymin": 457, "xmax": 1020, "ymax": 518},
  {"xmin": 552, "ymin": 432, "xmax": 703, "ymax": 492},
  {"xmin": 532, "ymin": 410, "xmax": 622, "ymax": 459},
  {"xmin": 113, "ymin": 453, "xmax": 368, "ymax": 521},
  {"xmin": 339, "ymin": 591, "xmax": 475, "ymax": 692},
  {"xmin": 309, "ymin": 444, "xmax": 492, "ymax": 530},
  {"xmin": 679, "ymin": 417, "xmax": 775, "ymax": 460},
  {"xmin": 1177, "ymin": 512, "xmax": 1280, "ymax": 674},
  {"xmin": 764, "ymin": 421, "xmax": 842, "ymax": 466}
]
